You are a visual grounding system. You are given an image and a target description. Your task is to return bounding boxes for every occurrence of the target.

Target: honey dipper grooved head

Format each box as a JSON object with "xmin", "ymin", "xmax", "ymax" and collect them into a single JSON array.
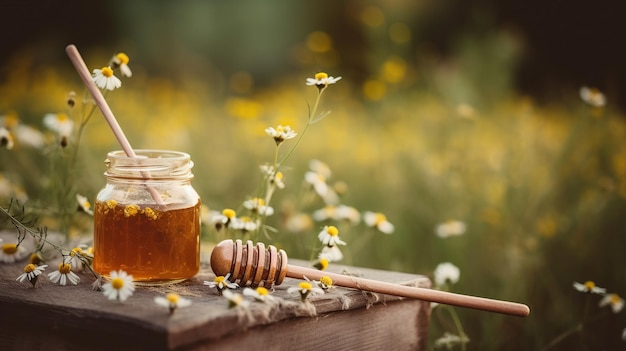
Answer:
[
  {"xmin": 210, "ymin": 239, "xmax": 234, "ymax": 277},
  {"xmin": 210, "ymin": 239, "xmax": 289, "ymax": 287}
]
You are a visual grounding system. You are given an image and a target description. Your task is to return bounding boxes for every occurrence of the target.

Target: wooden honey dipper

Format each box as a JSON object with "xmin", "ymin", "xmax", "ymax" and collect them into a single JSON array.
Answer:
[{"xmin": 210, "ymin": 239, "xmax": 531, "ymax": 317}]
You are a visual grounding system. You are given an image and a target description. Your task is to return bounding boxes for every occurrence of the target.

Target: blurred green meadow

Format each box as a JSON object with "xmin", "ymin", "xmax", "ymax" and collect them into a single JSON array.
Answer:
[{"xmin": 2, "ymin": 1, "xmax": 626, "ymax": 350}]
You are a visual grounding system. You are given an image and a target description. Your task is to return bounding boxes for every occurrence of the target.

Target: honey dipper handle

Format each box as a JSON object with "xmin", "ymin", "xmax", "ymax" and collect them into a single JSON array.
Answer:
[{"xmin": 287, "ymin": 265, "xmax": 530, "ymax": 317}]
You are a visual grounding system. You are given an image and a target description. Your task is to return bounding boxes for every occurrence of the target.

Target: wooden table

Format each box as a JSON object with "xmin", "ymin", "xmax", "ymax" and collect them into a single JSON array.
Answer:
[{"xmin": 0, "ymin": 238, "xmax": 431, "ymax": 351}]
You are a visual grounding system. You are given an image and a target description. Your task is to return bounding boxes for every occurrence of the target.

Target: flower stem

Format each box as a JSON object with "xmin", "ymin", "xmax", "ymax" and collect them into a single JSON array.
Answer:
[
  {"xmin": 276, "ymin": 89, "xmax": 324, "ymax": 169},
  {"xmin": 446, "ymin": 306, "xmax": 468, "ymax": 351}
]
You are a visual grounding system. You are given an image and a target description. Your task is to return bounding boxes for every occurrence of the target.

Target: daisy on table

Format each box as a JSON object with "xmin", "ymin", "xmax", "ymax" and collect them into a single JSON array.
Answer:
[
  {"xmin": 0, "ymin": 242, "xmax": 28, "ymax": 263},
  {"xmin": 102, "ymin": 270, "xmax": 135, "ymax": 302},
  {"xmin": 48, "ymin": 257, "xmax": 80, "ymax": 286},
  {"xmin": 16, "ymin": 263, "xmax": 48, "ymax": 287},
  {"xmin": 154, "ymin": 293, "xmax": 192, "ymax": 314}
]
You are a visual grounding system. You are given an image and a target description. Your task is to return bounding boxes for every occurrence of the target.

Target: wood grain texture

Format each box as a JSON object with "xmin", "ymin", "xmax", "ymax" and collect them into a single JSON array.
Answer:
[{"xmin": 0, "ymin": 235, "xmax": 431, "ymax": 351}]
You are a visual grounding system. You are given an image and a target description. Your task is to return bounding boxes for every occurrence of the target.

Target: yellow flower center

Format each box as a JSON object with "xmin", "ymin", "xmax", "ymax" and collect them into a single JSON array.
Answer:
[
  {"xmin": 166, "ymin": 293, "xmax": 180, "ymax": 304},
  {"xmin": 327, "ymin": 226, "xmax": 339, "ymax": 237},
  {"xmin": 253, "ymin": 197, "xmax": 265, "ymax": 206},
  {"xmin": 70, "ymin": 247, "xmax": 82, "ymax": 256},
  {"xmin": 320, "ymin": 276, "xmax": 333, "ymax": 287},
  {"xmin": 231, "ymin": 294, "xmax": 244, "ymax": 305},
  {"xmin": 276, "ymin": 125, "xmax": 285, "ymax": 133},
  {"xmin": 116, "ymin": 53, "xmax": 130, "ymax": 65},
  {"xmin": 610, "ymin": 294, "xmax": 621, "ymax": 304},
  {"xmin": 29, "ymin": 252, "xmax": 42, "ymax": 265},
  {"xmin": 58, "ymin": 263, "xmax": 72, "ymax": 274},
  {"xmin": 24, "ymin": 263, "xmax": 36, "ymax": 273},
  {"xmin": 315, "ymin": 72, "xmax": 328, "ymax": 81},
  {"xmin": 584, "ymin": 281, "xmax": 596, "ymax": 290},
  {"xmin": 299, "ymin": 281, "xmax": 313, "ymax": 290},
  {"xmin": 223, "ymin": 208, "xmax": 236, "ymax": 218},
  {"xmin": 2, "ymin": 243, "xmax": 18, "ymax": 254},
  {"xmin": 112, "ymin": 277, "xmax": 125, "ymax": 290},
  {"xmin": 57, "ymin": 113, "xmax": 69, "ymax": 122},
  {"xmin": 101, "ymin": 66, "xmax": 114, "ymax": 78},
  {"xmin": 5, "ymin": 112, "xmax": 19, "ymax": 128},
  {"xmin": 318, "ymin": 258, "xmax": 329, "ymax": 270},
  {"xmin": 275, "ymin": 172, "xmax": 283, "ymax": 181},
  {"xmin": 215, "ymin": 276, "xmax": 226, "ymax": 284},
  {"xmin": 375, "ymin": 213, "xmax": 387, "ymax": 225},
  {"xmin": 256, "ymin": 287, "xmax": 269, "ymax": 296}
]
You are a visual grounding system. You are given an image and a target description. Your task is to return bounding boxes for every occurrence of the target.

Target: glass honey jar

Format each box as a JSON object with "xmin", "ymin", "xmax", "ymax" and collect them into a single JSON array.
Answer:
[{"xmin": 93, "ymin": 150, "xmax": 201, "ymax": 284}]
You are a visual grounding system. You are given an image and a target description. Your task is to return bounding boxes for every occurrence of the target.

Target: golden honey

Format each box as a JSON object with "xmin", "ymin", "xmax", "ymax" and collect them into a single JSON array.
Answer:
[{"xmin": 93, "ymin": 201, "xmax": 200, "ymax": 282}]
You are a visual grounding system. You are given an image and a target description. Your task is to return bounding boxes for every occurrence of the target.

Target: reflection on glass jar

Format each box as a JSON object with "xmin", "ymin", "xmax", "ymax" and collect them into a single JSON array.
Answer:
[{"xmin": 93, "ymin": 150, "xmax": 201, "ymax": 284}]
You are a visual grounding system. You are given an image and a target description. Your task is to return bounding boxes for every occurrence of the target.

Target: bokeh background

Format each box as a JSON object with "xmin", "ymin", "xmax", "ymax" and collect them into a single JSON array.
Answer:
[{"xmin": 2, "ymin": 1, "xmax": 626, "ymax": 349}]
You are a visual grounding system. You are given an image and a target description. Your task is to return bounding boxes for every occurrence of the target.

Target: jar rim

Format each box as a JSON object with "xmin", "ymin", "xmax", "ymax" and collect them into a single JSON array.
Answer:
[
  {"xmin": 104, "ymin": 149, "xmax": 194, "ymax": 179},
  {"xmin": 107, "ymin": 149, "xmax": 190, "ymax": 160}
]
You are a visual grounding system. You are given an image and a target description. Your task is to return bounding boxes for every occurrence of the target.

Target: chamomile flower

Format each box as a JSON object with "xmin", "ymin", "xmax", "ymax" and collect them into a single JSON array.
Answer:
[
  {"xmin": 223, "ymin": 289, "xmax": 250, "ymax": 309},
  {"xmin": 305, "ymin": 171, "xmax": 337, "ymax": 204},
  {"xmin": 579, "ymin": 86, "xmax": 606, "ymax": 107},
  {"xmin": 435, "ymin": 220, "xmax": 467, "ymax": 238},
  {"xmin": 573, "ymin": 281, "xmax": 607, "ymax": 294},
  {"xmin": 68, "ymin": 245, "xmax": 92, "ymax": 271},
  {"xmin": 306, "ymin": 72, "xmax": 342, "ymax": 90},
  {"xmin": 243, "ymin": 197, "xmax": 274, "ymax": 216},
  {"xmin": 0, "ymin": 243, "xmax": 28, "ymax": 263},
  {"xmin": 28, "ymin": 251, "xmax": 44, "ymax": 266},
  {"xmin": 13, "ymin": 124, "xmax": 45, "ymax": 149},
  {"xmin": 47, "ymin": 258, "xmax": 80, "ymax": 286},
  {"xmin": 111, "ymin": 52, "xmax": 132, "ymax": 78},
  {"xmin": 76, "ymin": 194, "xmax": 94, "ymax": 215},
  {"xmin": 43, "ymin": 113, "xmax": 74, "ymax": 147},
  {"xmin": 155, "ymin": 293, "xmax": 192, "ymax": 314},
  {"xmin": 212, "ymin": 208, "xmax": 237, "ymax": 230},
  {"xmin": 231, "ymin": 216, "xmax": 259, "ymax": 232},
  {"xmin": 102, "ymin": 270, "xmax": 135, "ymax": 301},
  {"xmin": 599, "ymin": 293, "xmax": 624, "ymax": 314},
  {"xmin": 285, "ymin": 213, "xmax": 314, "ymax": 233},
  {"xmin": 434, "ymin": 262, "xmax": 460, "ymax": 287},
  {"xmin": 265, "ymin": 125, "xmax": 297, "ymax": 145},
  {"xmin": 0, "ymin": 127, "xmax": 14, "ymax": 150},
  {"xmin": 271, "ymin": 171, "xmax": 285, "ymax": 189},
  {"xmin": 16, "ymin": 263, "xmax": 48, "ymax": 287},
  {"xmin": 304, "ymin": 160, "xmax": 339, "ymax": 203},
  {"xmin": 313, "ymin": 257, "xmax": 329, "ymax": 270},
  {"xmin": 92, "ymin": 66, "xmax": 122, "ymax": 91},
  {"xmin": 318, "ymin": 276, "xmax": 334, "ymax": 291},
  {"xmin": 335, "ymin": 205, "xmax": 361, "ymax": 224},
  {"xmin": 363, "ymin": 211, "xmax": 395, "ymax": 234},
  {"xmin": 288, "ymin": 280, "xmax": 325, "ymax": 302},
  {"xmin": 318, "ymin": 225, "xmax": 346, "ymax": 247},
  {"xmin": 309, "ymin": 159, "xmax": 332, "ymax": 178},
  {"xmin": 313, "ymin": 205, "xmax": 336, "ymax": 222},
  {"xmin": 314, "ymin": 205, "xmax": 360, "ymax": 224},
  {"xmin": 318, "ymin": 245, "xmax": 344, "ymax": 262},
  {"xmin": 243, "ymin": 286, "xmax": 276, "ymax": 303},
  {"xmin": 260, "ymin": 165, "xmax": 287, "ymax": 190},
  {"xmin": 204, "ymin": 273, "xmax": 238, "ymax": 295}
]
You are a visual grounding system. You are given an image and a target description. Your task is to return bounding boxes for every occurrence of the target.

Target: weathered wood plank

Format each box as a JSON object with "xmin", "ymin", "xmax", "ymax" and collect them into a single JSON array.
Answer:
[{"xmin": 0, "ymin": 232, "xmax": 431, "ymax": 350}]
